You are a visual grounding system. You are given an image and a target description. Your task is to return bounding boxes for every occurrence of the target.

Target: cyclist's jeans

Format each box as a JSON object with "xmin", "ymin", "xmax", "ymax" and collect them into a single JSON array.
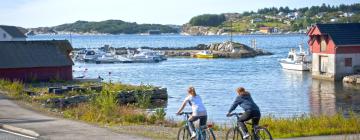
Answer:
[
  {"xmin": 238, "ymin": 111, "xmax": 261, "ymax": 134},
  {"xmin": 188, "ymin": 115, "xmax": 207, "ymax": 133}
]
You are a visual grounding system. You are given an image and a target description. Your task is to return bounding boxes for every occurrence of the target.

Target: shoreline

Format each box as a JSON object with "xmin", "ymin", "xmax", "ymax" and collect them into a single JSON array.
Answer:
[{"xmin": 29, "ymin": 32, "xmax": 306, "ymax": 36}]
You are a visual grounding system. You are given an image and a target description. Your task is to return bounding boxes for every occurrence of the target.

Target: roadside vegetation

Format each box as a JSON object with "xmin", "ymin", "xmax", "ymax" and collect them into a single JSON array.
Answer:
[
  {"xmin": 0, "ymin": 79, "xmax": 359, "ymax": 139},
  {"xmin": 0, "ymin": 79, "xmax": 169, "ymax": 126}
]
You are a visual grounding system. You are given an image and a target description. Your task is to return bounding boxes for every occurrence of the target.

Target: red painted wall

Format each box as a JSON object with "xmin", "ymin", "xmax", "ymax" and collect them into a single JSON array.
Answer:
[
  {"xmin": 308, "ymin": 35, "xmax": 336, "ymax": 54},
  {"xmin": 336, "ymin": 46, "xmax": 360, "ymax": 53},
  {"xmin": 0, "ymin": 66, "xmax": 72, "ymax": 82}
]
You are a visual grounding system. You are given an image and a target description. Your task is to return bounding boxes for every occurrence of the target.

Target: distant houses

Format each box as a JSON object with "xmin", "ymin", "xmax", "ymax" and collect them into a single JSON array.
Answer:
[
  {"xmin": 0, "ymin": 25, "xmax": 27, "ymax": 41},
  {"xmin": 259, "ymin": 26, "xmax": 277, "ymax": 34},
  {"xmin": 307, "ymin": 23, "xmax": 360, "ymax": 81}
]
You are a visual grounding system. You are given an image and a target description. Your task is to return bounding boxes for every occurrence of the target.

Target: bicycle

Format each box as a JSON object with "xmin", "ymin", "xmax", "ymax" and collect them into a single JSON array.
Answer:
[
  {"xmin": 177, "ymin": 112, "xmax": 216, "ymax": 140},
  {"xmin": 226, "ymin": 113, "xmax": 272, "ymax": 140}
]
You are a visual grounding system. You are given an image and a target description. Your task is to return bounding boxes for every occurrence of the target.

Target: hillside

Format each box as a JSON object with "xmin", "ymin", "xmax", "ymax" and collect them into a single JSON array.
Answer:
[
  {"xmin": 29, "ymin": 20, "xmax": 180, "ymax": 35},
  {"xmin": 182, "ymin": 3, "xmax": 360, "ymax": 35}
]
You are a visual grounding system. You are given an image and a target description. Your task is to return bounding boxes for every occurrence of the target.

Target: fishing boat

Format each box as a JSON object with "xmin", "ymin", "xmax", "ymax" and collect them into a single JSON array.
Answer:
[
  {"xmin": 279, "ymin": 44, "xmax": 311, "ymax": 71},
  {"xmin": 194, "ymin": 50, "xmax": 216, "ymax": 58}
]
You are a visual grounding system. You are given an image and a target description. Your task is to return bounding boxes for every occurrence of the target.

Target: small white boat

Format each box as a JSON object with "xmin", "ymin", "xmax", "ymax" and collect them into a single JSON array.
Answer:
[
  {"xmin": 129, "ymin": 49, "xmax": 166, "ymax": 63},
  {"xmin": 279, "ymin": 44, "xmax": 311, "ymax": 71},
  {"xmin": 95, "ymin": 52, "xmax": 132, "ymax": 64}
]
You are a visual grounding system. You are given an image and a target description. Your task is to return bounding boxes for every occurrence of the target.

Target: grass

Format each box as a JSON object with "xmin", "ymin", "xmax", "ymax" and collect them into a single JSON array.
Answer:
[{"xmin": 260, "ymin": 113, "xmax": 360, "ymax": 138}]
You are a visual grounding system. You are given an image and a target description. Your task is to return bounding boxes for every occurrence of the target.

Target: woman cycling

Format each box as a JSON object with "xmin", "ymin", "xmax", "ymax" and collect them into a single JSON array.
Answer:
[
  {"xmin": 176, "ymin": 86, "xmax": 207, "ymax": 138},
  {"xmin": 227, "ymin": 87, "xmax": 261, "ymax": 139}
]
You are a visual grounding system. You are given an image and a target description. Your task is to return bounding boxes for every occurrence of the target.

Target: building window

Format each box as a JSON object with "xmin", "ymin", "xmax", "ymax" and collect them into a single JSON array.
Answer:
[
  {"xmin": 3, "ymin": 33, "xmax": 6, "ymax": 39},
  {"xmin": 345, "ymin": 58, "xmax": 352, "ymax": 67},
  {"xmin": 320, "ymin": 36, "xmax": 327, "ymax": 52}
]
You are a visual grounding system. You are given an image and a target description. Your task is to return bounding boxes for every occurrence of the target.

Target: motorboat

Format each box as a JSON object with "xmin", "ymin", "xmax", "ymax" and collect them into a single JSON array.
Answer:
[
  {"xmin": 194, "ymin": 50, "xmax": 216, "ymax": 58},
  {"xmin": 279, "ymin": 44, "xmax": 311, "ymax": 71},
  {"xmin": 95, "ymin": 52, "xmax": 133, "ymax": 64},
  {"xmin": 129, "ymin": 49, "xmax": 166, "ymax": 63},
  {"xmin": 83, "ymin": 49, "xmax": 104, "ymax": 63}
]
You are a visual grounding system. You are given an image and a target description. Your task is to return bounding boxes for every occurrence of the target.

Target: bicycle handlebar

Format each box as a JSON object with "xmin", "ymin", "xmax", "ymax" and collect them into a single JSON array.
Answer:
[
  {"xmin": 178, "ymin": 112, "xmax": 193, "ymax": 115},
  {"xmin": 227, "ymin": 112, "xmax": 243, "ymax": 117}
]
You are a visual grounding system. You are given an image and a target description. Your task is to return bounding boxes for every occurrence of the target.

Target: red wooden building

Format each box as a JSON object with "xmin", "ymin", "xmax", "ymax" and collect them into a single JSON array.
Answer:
[
  {"xmin": 307, "ymin": 23, "xmax": 360, "ymax": 80},
  {"xmin": 0, "ymin": 40, "xmax": 74, "ymax": 82}
]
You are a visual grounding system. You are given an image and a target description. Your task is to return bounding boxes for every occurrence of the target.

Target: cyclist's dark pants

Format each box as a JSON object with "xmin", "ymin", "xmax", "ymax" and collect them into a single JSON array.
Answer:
[
  {"xmin": 188, "ymin": 115, "xmax": 207, "ymax": 133},
  {"xmin": 238, "ymin": 110, "xmax": 261, "ymax": 133}
]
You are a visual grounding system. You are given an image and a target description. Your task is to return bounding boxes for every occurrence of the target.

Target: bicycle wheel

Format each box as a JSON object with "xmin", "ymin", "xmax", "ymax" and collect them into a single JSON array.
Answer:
[
  {"xmin": 226, "ymin": 127, "xmax": 243, "ymax": 140},
  {"xmin": 254, "ymin": 127, "xmax": 272, "ymax": 140},
  {"xmin": 200, "ymin": 128, "xmax": 216, "ymax": 140},
  {"xmin": 177, "ymin": 126, "xmax": 191, "ymax": 140}
]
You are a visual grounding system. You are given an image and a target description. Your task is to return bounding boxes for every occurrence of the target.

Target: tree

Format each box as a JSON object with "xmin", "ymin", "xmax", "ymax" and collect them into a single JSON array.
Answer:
[{"xmin": 189, "ymin": 14, "xmax": 226, "ymax": 27}]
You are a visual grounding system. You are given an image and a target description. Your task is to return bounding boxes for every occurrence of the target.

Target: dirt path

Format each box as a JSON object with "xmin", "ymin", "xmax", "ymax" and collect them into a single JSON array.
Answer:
[{"xmin": 0, "ymin": 94, "xmax": 151, "ymax": 140}]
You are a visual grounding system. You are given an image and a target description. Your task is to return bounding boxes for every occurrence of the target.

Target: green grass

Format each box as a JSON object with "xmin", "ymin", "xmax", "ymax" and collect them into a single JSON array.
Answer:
[{"xmin": 260, "ymin": 113, "xmax": 360, "ymax": 138}]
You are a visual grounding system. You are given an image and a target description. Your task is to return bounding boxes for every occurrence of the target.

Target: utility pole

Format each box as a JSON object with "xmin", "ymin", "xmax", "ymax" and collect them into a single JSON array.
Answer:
[{"xmin": 230, "ymin": 20, "xmax": 233, "ymax": 43}]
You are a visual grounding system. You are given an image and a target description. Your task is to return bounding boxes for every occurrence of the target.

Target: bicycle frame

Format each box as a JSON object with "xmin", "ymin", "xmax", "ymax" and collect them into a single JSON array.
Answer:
[
  {"xmin": 180, "ymin": 112, "xmax": 211, "ymax": 140},
  {"xmin": 231, "ymin": 113, "xmax": 258, "ymax": 140}
]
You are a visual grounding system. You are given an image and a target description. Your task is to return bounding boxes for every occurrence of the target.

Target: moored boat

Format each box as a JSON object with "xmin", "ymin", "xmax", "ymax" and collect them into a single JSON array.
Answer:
[
  {"xmin": 194, "ymin": 50, "xmax": 216, "ymax": 58},
  {"xmin": 279, "ymin": 44, "xmax": 311, "ymax": 71}
]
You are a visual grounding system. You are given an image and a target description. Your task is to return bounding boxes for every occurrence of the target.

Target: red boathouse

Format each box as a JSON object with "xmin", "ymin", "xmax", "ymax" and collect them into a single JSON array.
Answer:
[
  {"xmin": 307, "ymin": 23, "xmax": 360, "ymax": 80},
  {"xmin": 0, "ymin": 40, "xmax": 74, "ymax": 82}
]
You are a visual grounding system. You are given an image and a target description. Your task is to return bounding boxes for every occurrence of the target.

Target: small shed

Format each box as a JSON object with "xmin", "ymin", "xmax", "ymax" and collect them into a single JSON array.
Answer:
[
  {"xmin": 0, "ymin": 40, "xmax": 74, "ymax": 82},
  {"xmin": 0, "ymin": 25, "xmax": 27, "ymax": 41},
  {"xmin": 307, "ymin": 23, "xmax": 360, "ymax": 80}
]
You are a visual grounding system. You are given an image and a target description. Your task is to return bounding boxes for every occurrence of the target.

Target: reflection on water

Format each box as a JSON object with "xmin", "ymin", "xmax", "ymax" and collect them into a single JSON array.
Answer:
[{"xmin": 310, "ymin": 79, "xmax": 360, "ymax": 116}]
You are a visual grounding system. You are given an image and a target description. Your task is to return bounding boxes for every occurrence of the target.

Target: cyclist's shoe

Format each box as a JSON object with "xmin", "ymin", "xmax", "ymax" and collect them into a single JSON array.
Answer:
[
  {"xmin": 243, "ymin": 133, "xmax": 250, "ymax": 139},
  {"xmin": 191, "ymin": 132, "xmax": 196, "ymax": 139}
]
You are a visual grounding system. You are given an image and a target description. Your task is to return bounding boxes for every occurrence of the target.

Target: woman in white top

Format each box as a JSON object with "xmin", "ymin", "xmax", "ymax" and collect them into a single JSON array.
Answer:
[{"xmin": 176, "ymin": 86, "xmax": 207, "ymax": 138}]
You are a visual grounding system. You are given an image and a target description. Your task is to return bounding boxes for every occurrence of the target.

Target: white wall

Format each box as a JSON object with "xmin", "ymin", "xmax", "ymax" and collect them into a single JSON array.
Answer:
[
  {"xmin": 312, "ymin": 53, "xmax": 336, "ymax": 80},
  {"xmin": 0, "ymin": 27, "xmax": 26, "ymax": 41}
]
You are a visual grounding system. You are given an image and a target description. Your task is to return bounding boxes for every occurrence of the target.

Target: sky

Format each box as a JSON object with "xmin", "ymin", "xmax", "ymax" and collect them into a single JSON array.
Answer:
[{"xmin": 0, "ymin": 0, "xmax": 359, "ymax": 28}]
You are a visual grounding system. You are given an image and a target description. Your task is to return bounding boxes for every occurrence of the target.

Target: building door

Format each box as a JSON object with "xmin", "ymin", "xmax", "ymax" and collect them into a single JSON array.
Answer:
[{"xmin": 320, "ymin": 56, "xmax": 328, "ymax": 73}]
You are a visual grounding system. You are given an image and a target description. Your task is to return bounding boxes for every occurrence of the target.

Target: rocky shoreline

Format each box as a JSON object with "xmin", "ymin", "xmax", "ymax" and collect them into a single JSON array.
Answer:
[
  {"xmin": 343, "ymin": 75, "xmax": 360, "ymax": 85},
  {"xmin": 19, "ymin": 84, "xmax": 168, "ymax": 109}
]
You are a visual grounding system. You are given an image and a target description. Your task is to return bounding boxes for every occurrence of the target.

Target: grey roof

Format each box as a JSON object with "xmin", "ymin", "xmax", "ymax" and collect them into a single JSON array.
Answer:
[
  {"xmin": 0, "ymin": 40, "xmax": 74, "ymax": 69},
  {"xmin": 316, "ymin": 23, "xmax": 360, "ymax": 46},
  {"xmin": 0, "ymin": 25, "xmax": 27, "ymax": 38}
]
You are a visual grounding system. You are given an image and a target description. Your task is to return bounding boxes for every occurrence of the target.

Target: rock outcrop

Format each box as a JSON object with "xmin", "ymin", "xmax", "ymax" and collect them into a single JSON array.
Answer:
[
  {"xmin": 181, "ymin": 24, "xmax": 224, "ymax": 36},
  {"xmin": 343, "ymin": 75, "xmax": 360, "ymax": 85},
  {"xmin": 44, "ymin": 87, "xmax": 168, "ymax": 108},
  {"xmin": 164, "ymin": 41, "xmax": 272, "ymax": 58}
]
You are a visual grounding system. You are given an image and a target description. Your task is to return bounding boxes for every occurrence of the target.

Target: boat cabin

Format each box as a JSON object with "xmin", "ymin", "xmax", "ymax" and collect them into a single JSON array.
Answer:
[{"xmin": 307, "ymin": 23, "xmax": 360, "ymax": 80}]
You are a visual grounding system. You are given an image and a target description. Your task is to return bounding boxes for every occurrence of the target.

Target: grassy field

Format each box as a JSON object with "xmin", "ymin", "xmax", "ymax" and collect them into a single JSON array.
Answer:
[{"xmin": 0, "ymin": 79, "xmax": 359, "ymax": 139}]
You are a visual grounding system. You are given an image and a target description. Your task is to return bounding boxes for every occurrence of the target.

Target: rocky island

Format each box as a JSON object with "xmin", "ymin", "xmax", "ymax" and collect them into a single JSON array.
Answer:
[{"xmin": 164, "ymin": 41, "xmax": 272, "ymax": 58}]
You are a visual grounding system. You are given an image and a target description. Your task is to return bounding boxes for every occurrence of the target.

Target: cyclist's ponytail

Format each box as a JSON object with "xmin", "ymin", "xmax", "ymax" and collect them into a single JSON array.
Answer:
[
  {"xmin": 237, "ymin": 87, "xmax": 249, "ymax": 96},
  {"xmin": 188, "ymin": 86, "xmax": 197, "ymax": 96}
]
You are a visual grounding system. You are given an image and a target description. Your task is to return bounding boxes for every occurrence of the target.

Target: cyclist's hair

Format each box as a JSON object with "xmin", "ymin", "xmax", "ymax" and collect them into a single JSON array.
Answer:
[
  {"xmin": 188, "ymin": 86, "xmax": 197, "ymax": 96},
  {"xmin": 237, "ymin": 87, "xmax": 249, "ymax": 96}
]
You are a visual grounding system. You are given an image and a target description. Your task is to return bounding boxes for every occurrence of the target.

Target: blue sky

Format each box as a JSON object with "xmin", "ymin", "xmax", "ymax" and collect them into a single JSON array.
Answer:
[{"xmin": 0, "ymin": 0, "xmax": 358, "ymax": 28}]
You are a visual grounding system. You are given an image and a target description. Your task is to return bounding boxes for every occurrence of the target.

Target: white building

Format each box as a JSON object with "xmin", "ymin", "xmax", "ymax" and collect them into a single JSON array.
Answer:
[{"xmin": 0, "ymin": 25, "xmax": 27, "ymax": 41}]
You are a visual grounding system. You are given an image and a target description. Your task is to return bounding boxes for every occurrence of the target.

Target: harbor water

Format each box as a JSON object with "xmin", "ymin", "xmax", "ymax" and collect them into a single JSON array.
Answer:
[{"xmin": 29, "ymin": 34, "xmax": 360, "ymax": 122}]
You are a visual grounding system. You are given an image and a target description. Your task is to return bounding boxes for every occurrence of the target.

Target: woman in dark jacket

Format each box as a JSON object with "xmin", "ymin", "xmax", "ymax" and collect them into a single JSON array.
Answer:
[{"xmin": 227, "ymin": 87, "xmax": 261, "ymax": 139}]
